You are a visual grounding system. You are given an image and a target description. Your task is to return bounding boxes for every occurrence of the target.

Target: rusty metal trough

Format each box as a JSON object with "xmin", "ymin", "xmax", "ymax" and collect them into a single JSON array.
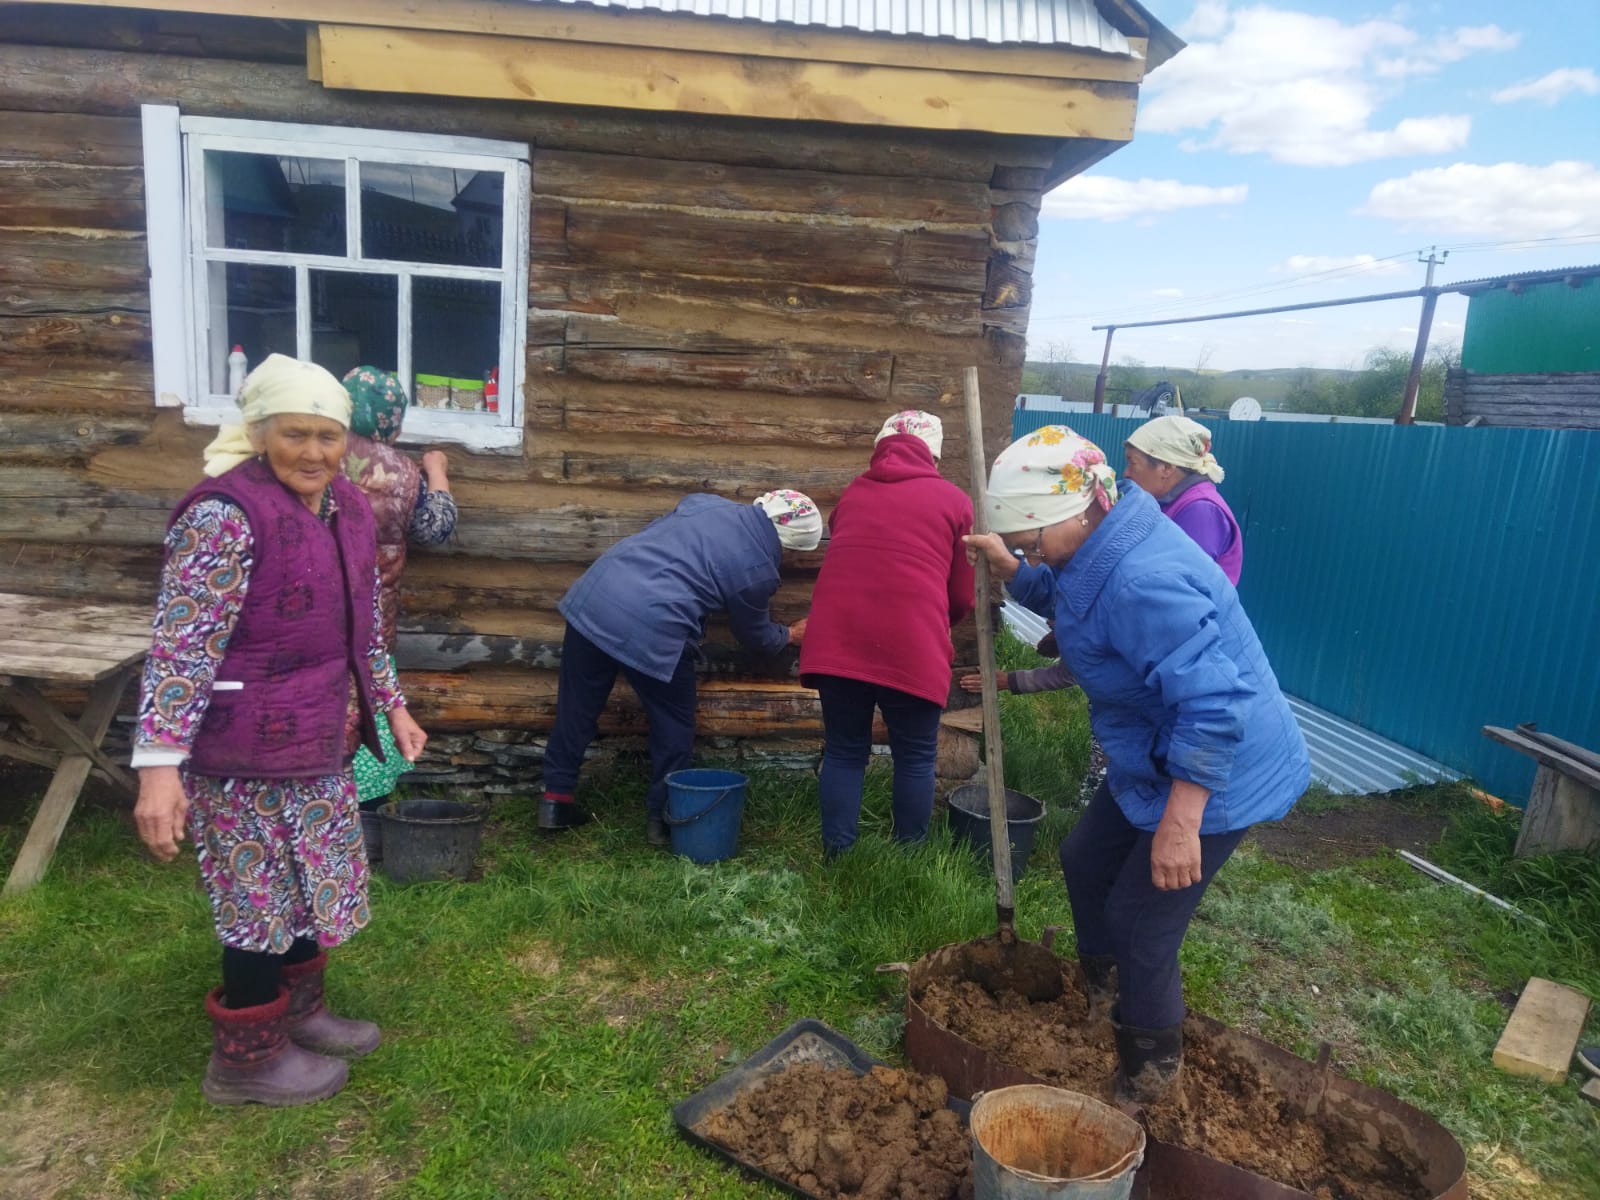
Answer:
[{"xmin": 901, "ymin": 940, "xmax": 1469, "ymax": 1200}]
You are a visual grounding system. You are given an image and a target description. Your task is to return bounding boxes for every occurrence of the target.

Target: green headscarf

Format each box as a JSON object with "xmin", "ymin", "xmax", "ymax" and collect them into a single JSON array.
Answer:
[{"xmin": 342, "ymin": 365, "xmax": 409, "ymax": 444}]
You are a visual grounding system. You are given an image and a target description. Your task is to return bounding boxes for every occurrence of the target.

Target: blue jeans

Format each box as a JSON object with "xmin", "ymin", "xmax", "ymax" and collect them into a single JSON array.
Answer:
[
  {"xmin": 1059, "ymin": 782, "xmax": 1247, "ymax": 1028},
  {"xmin": 814, "ymin": 674, "xmax": 942, "ymax": 853},
  {"xmin": 543, "ymin": 625, "xmax": 696, "ymax": 817}
]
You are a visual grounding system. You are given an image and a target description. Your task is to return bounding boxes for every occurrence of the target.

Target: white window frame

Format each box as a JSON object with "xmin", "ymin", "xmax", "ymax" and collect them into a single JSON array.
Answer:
[{"xmin": 142, "ymin": 106, "xmax": 530, "ymax": 453}]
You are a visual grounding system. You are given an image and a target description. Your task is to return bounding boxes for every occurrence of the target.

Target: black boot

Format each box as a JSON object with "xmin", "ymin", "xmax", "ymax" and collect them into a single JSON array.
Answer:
[
  {"xmin": 646, "ymin": 813, "xmax": 670, "ymax": 848},
  {"xmin": 1078, "ymin": 955, "xmax": 1117, "ymax": 1022},
  {"xmin": 1111, "ymin": 1010, "xmax": 1183, "ymax": 1106},
  {"xmin": 538, "ymin": 793, "xmax": 593, "ymax": 831}
]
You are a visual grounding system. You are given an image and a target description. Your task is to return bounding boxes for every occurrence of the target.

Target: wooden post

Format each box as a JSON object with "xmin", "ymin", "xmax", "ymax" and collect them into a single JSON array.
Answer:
[
  {"xmin": 1515, "ymin": 765, "xmax": 1600, "ymax": 858},
  {"xmin": 1092, "ymin": 326, "xmax": 1115, "ymax": 414},
  {"xmin": 1396, "ymin": 288, "xmax": 1438, "ymax": 425}
]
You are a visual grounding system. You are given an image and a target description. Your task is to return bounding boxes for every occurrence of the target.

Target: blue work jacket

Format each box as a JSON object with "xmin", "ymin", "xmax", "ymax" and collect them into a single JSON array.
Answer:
[
  {"xmin": 1007, "ymin": 484, "xmax": 1309, "ymax": 833},
  {"xmin": 559, "ymin": 494, "xmax": 789, "ymax": 682}
]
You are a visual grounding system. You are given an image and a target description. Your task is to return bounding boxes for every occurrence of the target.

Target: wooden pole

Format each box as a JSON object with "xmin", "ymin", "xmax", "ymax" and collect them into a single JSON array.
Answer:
[
  {"xmin": 962, "ymin": 366, "xmax": 1014, "ymax": 926},
  {"xmin": 1397, "ymin": 248, "xmax": 1446, "ymax": 425},
  {"xmin": 1091, "ymin": 325, "xmax": 1115, "ymax": 414}
]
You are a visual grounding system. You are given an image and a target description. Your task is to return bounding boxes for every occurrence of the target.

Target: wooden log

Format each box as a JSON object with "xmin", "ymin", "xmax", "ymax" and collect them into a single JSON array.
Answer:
[
  {"xmin": 0, "ymin": 6, "xmax": 308, "ymax": 63},
  {"xmin": 557, "ymin": 382, "xmax": 902, "ymax": 447},
  {"xmin": 0, "ymin": 364, "xmax": 156, "ymax": 414},
  {"xmin": 0, "ymin": 467, "xmax": 178, "ymax": 547},
  {"xmin": 1515, "ymin": 766, "xmax": 1600, "ymax": 858},
  {"xmin": 0, "ymin": 44, "xmax": 1046, "ymax": 185},
  {"xmin": 393, "ymin": 626, "xmax": 804, "ymax": 678},
  {"xmin": 0, "ymin": 161, "xmax": 146, "ymax": 231},
  {"xmin": 1492, "ymin": 978, "xmax": 1592, "ymax": 1083},
  {"xmin": 398, "ymin": 668, "xmax": 821, "ymax": 735},
  {"xmin": 0, "ymin": 311, "xmax": 151, "ymax": 365},
  {"xmin": 0, "ymin": 412, "xmax": 152, "ymax": 462},
  {"xmin": 0, "ymin": 109, "xmax": 144, "ymax": 166},
  {"xmin": 0, "ymin": 543, "xmax": 163, "ymax": 604},
  {"xmin": 0, "ymin": 229, "xmax": 150, "ymax": 315},
  {"xmin": 991, "ymin": 201, "xmax": 1040, "ymax": 243},
  {"xmin": 984, "ymin": 257, "xmax": 1033, "ymax": 310}
]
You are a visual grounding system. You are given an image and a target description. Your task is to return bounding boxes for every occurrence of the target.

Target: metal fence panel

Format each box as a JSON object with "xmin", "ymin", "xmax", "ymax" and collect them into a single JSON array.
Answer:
[{"xmin": 1006, "ymin": 411, "xmax": 1600, "ymax": 802}]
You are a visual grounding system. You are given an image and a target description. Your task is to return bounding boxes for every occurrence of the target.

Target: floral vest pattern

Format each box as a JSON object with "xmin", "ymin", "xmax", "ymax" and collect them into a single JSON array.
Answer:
[{"xmin": 344, "ymin": 434, "xmax": 421, "ymax": 649}]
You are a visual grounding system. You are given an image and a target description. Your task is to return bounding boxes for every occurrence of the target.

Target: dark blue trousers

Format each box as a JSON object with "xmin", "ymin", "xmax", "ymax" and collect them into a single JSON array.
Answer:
[
  {"xmin": 1060, "ymin": 782, "xmax": 1247, "ymax": 1029},
  {"xmin": 814, "ymin": 674, "xmax": 942, "ymax": 853},
  {"xmin": 543, "ymin": 625, "xmax": 696, "ymax": 817}
]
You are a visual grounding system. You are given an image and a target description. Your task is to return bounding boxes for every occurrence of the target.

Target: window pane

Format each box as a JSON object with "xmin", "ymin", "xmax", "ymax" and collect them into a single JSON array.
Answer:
[
  {"xmin": 309, "ymin": 270, "xmax": 398, "ymax": 384},
  {"xmin": 207, "ymin": 262, "xmax": 295, "ymax": 396},
  {"xmin": 412, "ymin": 277, "xmax": 500, "ymax": 410},
  {"xmin": 362, "ymin": 163, "xmax": 502, "ymax": 267},
  {"xmin": 204, "ymin": 151, "xmax": 346, "ymax": 255}
]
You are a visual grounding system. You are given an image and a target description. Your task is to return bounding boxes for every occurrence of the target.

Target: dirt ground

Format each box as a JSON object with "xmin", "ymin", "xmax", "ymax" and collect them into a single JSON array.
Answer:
[
  {"xmin": 696, "ymin": 1063, "xmax": 973, "ymax": 1200},
  {"xmin": 915, "ymin": 970, "xmax": 1431, "ymax": 1200},
  {"xmin": 1249, "ymin": 793, "xmax": 1450, "ymax": 870}
]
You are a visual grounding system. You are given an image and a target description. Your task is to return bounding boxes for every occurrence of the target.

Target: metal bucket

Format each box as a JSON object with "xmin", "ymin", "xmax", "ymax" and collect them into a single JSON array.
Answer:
[
  {"xmin": 378, "ymin": 798, "xmax": 485, "ymax": 884},
  {"xmin": 971, "ymin": 1085, "xmax": 1144, "ymax": 1200}
]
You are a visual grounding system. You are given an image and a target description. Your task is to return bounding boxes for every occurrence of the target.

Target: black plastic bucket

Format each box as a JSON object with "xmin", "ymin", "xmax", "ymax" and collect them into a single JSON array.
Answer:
[
  {"xmin": 377, "ymin": 798, "xmax": 485, "ymax": 884},
  {"xmin": 947, "ymin": 784, "xmax": 1046, "ymax": 881},
  {"xmin": 359, "ymin": 810, "xmax": 383, "ymax": 864}
]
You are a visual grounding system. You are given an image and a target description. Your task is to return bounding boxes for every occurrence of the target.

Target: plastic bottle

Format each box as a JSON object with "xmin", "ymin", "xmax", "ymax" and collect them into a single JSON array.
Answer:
[
  {"xmin": 484, "ymin": 367, "xmax": 499, "ymax": 414},
  {"xmin": 227, "ymin": 345, "xmax": 249, "ymax": 397}
]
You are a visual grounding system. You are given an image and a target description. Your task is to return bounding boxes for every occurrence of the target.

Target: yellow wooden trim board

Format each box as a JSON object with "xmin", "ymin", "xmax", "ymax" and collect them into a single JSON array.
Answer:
[
  {"xmin": 1492, "ymin": 977, "xmax": 1591, "ymax": 1084},
  {"xmin": 318, "ymin": 24, "xmax": 1137, "ymax": 140},
  {"xmin": 33, "ymin": 0, "xmax": 1147, "ymax": 82}
]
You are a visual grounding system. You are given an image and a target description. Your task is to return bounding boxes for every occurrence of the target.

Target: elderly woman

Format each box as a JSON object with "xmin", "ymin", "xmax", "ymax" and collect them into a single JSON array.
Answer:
[
  {"xmin": 542, "ymin": 489, "xmax": 822, "ymax": 845},
  {"xmin": 1122, "ymin": 415, "xmax": 1243, "ymax": 585},
  {"xmin": 131, "ymin": 354, "xmax": 428, "ymax": 1108},
  {"xmin": 965, "ymin": 426, "xmax": 1308, "ymax": 1104},
  {"xmin": 800, "ymin": 411, "xmax": 974, "ymax": 856},
  {"xmin": 340, "ymin": 366, "xmax": 458, "ymax": 810}
]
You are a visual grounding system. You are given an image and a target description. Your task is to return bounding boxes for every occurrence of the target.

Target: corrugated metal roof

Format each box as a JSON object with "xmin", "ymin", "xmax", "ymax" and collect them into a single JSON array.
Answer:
[
  {"xmin": 1449, "ymin": 263, "xmax": 1600, "ymax": 292},
  {"xmin": 526, "ymin": 0, "xmax": 1136, "ymax": 49}
]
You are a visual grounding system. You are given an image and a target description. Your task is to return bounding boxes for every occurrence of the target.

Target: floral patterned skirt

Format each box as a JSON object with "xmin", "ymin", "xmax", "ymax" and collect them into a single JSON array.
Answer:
[{"xmin": 183, "ymin": 769, "xmax": 371, "ymax": 952}]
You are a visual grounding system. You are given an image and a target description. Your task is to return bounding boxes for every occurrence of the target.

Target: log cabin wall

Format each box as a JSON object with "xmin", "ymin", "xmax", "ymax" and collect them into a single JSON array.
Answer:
[{"xmin": 0, "ymin": 6, "xmax": 1050, "ymax": 745}]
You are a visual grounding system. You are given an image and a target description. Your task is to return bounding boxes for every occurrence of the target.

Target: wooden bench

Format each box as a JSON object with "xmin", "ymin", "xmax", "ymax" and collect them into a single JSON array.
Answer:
[
  {"xmin": 1483, "ymin": 725, "xmax": 1600, "ymax": 858},
  {"xmin": 1, "ymin": 592, "xmax": 150, "ymax": 895}
]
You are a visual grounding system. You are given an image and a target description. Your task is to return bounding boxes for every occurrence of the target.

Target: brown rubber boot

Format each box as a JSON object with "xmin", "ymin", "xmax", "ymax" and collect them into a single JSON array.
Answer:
[
  {"xmin": 201, "ymin": 986, "xmax": 349, "ymax": 1107},
  {"xmin": 282, "ymin": 952, "xmax": 382, "ymax": 1059}
]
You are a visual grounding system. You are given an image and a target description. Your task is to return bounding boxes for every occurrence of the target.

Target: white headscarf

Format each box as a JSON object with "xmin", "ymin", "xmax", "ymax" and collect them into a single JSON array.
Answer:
[
  {"xmin": 874, "ymin": 410, "xmax": 943, "ymax": 459},
  {"xmin": 753, "ymin": 489, "xmax": 823, "ymax": 551},
  {"xmin": 202, "ymin": 354, "xmax": 353, "ymax": 477},
  {"xmin": 1126, "ymin": 415, "xmax": 1225, "ymax": 484},
  {"xmin": 985, "ymin": 425, "xmax": 1119, "ymax": 534}
]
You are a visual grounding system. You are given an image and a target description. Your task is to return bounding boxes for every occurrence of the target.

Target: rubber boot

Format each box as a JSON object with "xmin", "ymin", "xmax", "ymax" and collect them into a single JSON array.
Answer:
[
  {"xmin": 538, "ymin": 791, "xmax": 593, "ymax": 831},
  {"xmin": 282, "ymin": 952, "xmax": 381, "ymax": 1059},
  {"xmin": 201, "ymin": 986, "xmax": 348, "ymax": 1107},
  {"xmin": 646, "ymin": 813, "xmax": 671, "ymax": 848},
  {"xmin": 1111, "ymin": 1009, "xmax": 1183, "ymax": 1106},
  {"xmin": 1078, "ymin": 955, "xmax": 1117, "ymax": 1022}
]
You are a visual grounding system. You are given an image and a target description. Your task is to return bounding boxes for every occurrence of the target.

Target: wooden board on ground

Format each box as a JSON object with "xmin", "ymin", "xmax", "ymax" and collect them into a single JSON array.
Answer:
[{"xmin": 1492, "ymin": 978, "xmax": 1592, "ymax": 1083}]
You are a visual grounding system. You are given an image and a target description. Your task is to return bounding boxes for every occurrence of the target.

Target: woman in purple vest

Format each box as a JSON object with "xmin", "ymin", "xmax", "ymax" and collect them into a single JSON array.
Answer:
[
  {"xmin": 131, "ymin": 355, "xmax": 429, "ymax": 1108},
  {"xmin": 1121, "ymin": 415, "xmax": 1243, "ymax": 585}
]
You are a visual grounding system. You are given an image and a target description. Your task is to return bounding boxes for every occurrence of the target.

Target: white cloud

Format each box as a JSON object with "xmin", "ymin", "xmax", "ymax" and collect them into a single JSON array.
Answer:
[
  {"xmin": 1276, "ymin": 253, "xmax": 1406, "ymax": 277},
  {"xmin": 1492, "ymin": 68, "xmax": 1600, "ymax": 106},
  {"xmin": 1138, "ymin": 8, "xmax": 1505, "ymax": 165},
  {"xmin": 1153, "ymin": 287, "xmax": 1186, "ymax": 297},
  {"xmin": 1359, "ymin": 161, "xmax": 1600, "ymax": 238},
  {"xmin": 1040, "ymin": 176, "xmax": 1247, "ymax": 221}
]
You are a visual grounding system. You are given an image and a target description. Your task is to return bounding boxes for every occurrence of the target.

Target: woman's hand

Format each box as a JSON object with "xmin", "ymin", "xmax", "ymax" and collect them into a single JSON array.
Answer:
[
  {"xmin": 959, "ymin": 671, "xmax": 1008, "ymax": 693},
  {"xmin": 388, "ymin": 705, "xmax": 429, "ymax": 763},
  {"xmin": 787, "ymin": 617, "xmax": 808, "ymax": 646},
  {"xmin": 1150, "ymin": 779, "xmax": 1210, "ymax": 890},
  {"xmin": 961, "ymin": 532, "xmax": 1020, "ymax": 581},
  {"xmin": 134, "ymin": 766, "xmax": 189, "ymax": 863},
  {"xmin": 421, "ymin": 450, "xmax": 451, "ymax": 493}
]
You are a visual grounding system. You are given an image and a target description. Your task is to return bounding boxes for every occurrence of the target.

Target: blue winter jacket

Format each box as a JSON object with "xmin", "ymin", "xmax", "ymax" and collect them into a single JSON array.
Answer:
[
  {"xmin": 559, "ymin": 494, "xmax": 789, "ymax": 683},
  {"xmin": 1007, "ymin": 484, "xmax": 1309, "ymax": 834}
]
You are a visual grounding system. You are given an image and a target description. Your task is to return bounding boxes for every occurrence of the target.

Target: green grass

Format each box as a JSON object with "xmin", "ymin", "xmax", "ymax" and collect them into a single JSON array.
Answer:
[{"xmin": 3, "ymin": 642, "xmax": 1599, "ymax": 1198}]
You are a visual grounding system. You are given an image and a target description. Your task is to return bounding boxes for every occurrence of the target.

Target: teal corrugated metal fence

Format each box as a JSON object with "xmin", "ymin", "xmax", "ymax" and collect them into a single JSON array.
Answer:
[{"xmin": 1007, "ymin": 410, "xmax": 1600, "ymax": 802}]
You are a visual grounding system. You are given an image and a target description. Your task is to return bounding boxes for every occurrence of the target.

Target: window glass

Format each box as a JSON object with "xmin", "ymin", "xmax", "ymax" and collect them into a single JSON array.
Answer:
[
  {"xmin": 309, "ymin": 269, "xmax": 398, "ymax": 384},
  {"xmin": 207, "ymin": 262, "xmax": 295, "ymax": 394},
  {"xmin": 204, "ymin": 151, "xmax": 346, "ymax": 255},
  {"xmin": 361, "ymin": 163, "xmax": 501, "ymax": 267},
  {"xmin": 412, "ymin": 277, "xmax": 500, "ymax": 410}
]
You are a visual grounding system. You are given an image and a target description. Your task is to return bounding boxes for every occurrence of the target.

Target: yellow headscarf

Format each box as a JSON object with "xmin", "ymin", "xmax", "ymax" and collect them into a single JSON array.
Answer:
[
  {"xmin": 1125, "ymin": 415, "xmax": 1225, "ymax": 484},
  {"xmin": 202, "ymin": 354, "xmax": 353, "ymax": 477},
  {"xmin": 986, "ymin": 426, "xmax": 1119, "ymax": 534}
]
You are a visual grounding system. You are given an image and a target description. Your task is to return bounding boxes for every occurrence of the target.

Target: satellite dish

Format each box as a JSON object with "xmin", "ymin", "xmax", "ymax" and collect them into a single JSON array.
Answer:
[{"xmin": 1229, "ymin": 396, "xmax": 1263, "ymax": 421}]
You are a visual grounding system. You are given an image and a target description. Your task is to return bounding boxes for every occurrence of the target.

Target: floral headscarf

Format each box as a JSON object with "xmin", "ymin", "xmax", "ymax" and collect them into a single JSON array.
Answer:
[
  {"xmin": 753, "ymin": 489, "xmax": 823, "ymax": 551},
  {"xmin": 342, "ymin": 365, "xmax": 409, "ymax": 444},
  {"xmin": 202, "ymin": 354, "xmax": 351, "ymax": 477},
  {"xmin": 985, "ymin": 425, "xmax": 1119, "ymax": 534},
  {"xmin": 874, "ymin": 410, "xmax": 943, "ymax": 459},
  {"xmin": 1126, "ymin": 415, "xmax": 1225, "ymax": 484}
]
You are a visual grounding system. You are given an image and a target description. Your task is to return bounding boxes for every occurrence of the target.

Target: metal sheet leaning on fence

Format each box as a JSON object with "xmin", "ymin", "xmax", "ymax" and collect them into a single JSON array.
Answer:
[{"xmin": 962, "ymin": 423, "xmax": 1310, "ymax": 1107}]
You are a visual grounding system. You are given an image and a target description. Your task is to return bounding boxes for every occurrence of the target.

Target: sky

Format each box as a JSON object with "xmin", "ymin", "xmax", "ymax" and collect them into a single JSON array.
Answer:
[{"xmin": 1028, "ymin": 0, "xmax": 1600, "ymax": 371}]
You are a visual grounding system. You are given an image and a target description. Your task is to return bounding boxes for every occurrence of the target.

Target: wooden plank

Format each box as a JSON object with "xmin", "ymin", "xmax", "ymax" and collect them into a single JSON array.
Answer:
[
  {"xmin": 1484, "ymin": 726, "xmax": 1600, "ymax": 793},
  {"xmin": 0, "ymin": 310, "xmax": 151, "ymax": 365},
  {"xmin": 0, "ymin": 647, "xmax": 144, "ymax": 685},
  {"xmin": 0, "ymin": 412, "xmax": 151, "ymax": 462},
  {"xmin": 0, "ymin": 364, "xmax": 156, "ymax": 415},
  {"xmin": 0, "ymin": 229, "xmax": 149, "ymax": 316},
  {"xmin": 0, "ymin": 5, "xmax": 308, "ymax": 63},
  {"xmin": 1514, "ymin": 766, "xmax": 1600, "ymax": 858},
  {"xmin": 0, "ymin": 161, "xmax": 147, "ymax": 230},
  {"xmin": 3, "ymin": 666, "xmax": 134, "ymax": 895},
  {"xmin": 0, "ymin": 545, "xmax": 163, "ymax": 604},
  {"xmin": 1492, "ymin": 978, "xmax": 1592, "ymax": 1083},
  {"xmin": 0, "ymin": 109, "xmax": 144, "ymax": 166},
  {"xmin": 0, "ymin": 45, "xmax": 1041, "ymax": 185},
  {"xmin": 318, "ymin": 25, "xmax": 1139, "ymax": 140}
]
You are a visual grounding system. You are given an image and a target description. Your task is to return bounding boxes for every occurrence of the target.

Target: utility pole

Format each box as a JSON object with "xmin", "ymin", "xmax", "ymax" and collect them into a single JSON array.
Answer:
[
  {"xmin": 1091, "ymin": 326, "xmax": 1116, "ymax": 413},
  {"xmin": 1397, "ymin": 246, "xmax": 1447, "ymax": 425}
]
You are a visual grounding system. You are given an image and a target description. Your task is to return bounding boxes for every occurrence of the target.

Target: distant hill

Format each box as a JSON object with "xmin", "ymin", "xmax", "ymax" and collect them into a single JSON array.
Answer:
[{"xmin": 1019, "ymin": 361, "xmax": 1361, "ymax": 410}]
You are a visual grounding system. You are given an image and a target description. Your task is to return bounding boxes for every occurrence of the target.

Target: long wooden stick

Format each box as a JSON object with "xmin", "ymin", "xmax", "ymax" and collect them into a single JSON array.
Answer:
[{"xmin": 962, "ymin": 366, "xmax": 1014, "ymax": 926}]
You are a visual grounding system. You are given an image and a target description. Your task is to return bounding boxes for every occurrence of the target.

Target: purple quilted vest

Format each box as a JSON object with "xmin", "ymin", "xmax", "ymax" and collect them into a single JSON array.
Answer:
[
  {"xmin": 1163, "ymin": 478, "xmax": 1244, "ymax": 586},
  {"xmin": 172, "ymin": 458, "xmax": 384, "ymax": 778}
]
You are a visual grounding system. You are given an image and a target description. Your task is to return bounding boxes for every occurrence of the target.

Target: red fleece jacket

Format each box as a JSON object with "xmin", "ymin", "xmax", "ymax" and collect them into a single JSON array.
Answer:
[{"xmin": 800, "ymin": 435, "xmax": 975, "ymax": 705}]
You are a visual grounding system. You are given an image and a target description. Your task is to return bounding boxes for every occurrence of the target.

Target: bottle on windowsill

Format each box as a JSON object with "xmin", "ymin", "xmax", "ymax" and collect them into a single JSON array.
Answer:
[
  {"xmin": 484, "ymin": 367, "xmax": 499, "ymax": 414},
  {"xmin": 227, "ymin": 345, "xmax": 248, "ymax": 397}
]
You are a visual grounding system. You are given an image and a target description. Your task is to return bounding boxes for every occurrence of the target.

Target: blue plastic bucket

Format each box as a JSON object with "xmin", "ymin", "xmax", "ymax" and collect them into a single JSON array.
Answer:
[{"xmin": 664, "ymin": 769, "xmax": 749, "ymax": 864}]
